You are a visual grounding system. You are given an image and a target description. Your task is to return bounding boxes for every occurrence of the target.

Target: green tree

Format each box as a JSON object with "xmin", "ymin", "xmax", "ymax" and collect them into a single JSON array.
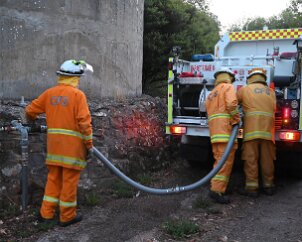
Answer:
[
  {"xmin": 143, "ymin": 0, "xmax": 220, "ymax": 96},
  {"xmin": 183, "ymin": 0, "xmax": 209, "ymax": 11}
]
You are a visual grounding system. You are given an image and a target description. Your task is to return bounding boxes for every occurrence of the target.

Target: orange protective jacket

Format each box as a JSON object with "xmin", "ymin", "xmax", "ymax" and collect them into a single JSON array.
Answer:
[
  {"xmin": 205, "ymin": 82, "xmax": 240, "ymax": 143},
  {"xmin": 237, "ymin": 80, "xmax": 276, "ymax": 143},
  {"xmin": 26, "ymin": 84, "xmax": 93, "ymax": 170}
]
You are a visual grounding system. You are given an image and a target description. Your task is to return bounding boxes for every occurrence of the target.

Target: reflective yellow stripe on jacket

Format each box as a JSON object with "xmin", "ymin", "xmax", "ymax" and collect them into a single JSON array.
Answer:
[
  {"xmin": 245, "ymin": 111, "xmax": 273, "ymax": 117},
  {"xmin": 243, "ymin": 110, "xmax": 274, "ymax": 141},
  {"xmin": 208, "ymin": 113, "xmax": 232, "ymax": 143},
  {"xmin": 48, "ymin": 128, "xmax": 92, "ymax": 141},
  {"xmin": 46, "ymin": 153, "xmax": 86, "ymax": 169},
  {"xmin": 244, "ymin": 131, "xmax": 272, "ymax": 141},
  {"xmin": 211, "ymin": 134, "xmax": 231, "ymax": 143},
  {"xmin": 208, "ymin": 113, "xmax": 231, "ymax": 122}
]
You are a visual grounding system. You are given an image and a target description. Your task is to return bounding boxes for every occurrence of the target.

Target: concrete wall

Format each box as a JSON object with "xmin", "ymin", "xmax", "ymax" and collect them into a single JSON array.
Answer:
[{"xmin": 0, "ymin": 0, "xmax": 143, "ymax": 99}]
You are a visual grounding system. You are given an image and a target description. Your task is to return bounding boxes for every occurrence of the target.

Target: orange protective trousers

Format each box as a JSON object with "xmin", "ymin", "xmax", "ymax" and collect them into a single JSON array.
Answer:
[
  {"xmin": 40, "ymin": 165, "xmax": 81, "ymax": 222},
  {"xmin": 210, "ymin": 143, "xmax": 237, "ymax": 193},
  {"xmin": 242, "ymin": 139, "xmax": 275, "ymax": 190}
]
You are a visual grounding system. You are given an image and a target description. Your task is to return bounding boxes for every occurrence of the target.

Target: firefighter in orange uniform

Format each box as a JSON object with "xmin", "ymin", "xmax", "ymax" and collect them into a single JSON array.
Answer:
[
  {"xmin": 237, "ymin": 68, "xmax": 276, "ymax": 197},
  {"xmin": 206, "ymin": 68, "xmax": 240, "ymax": 204},
  {"xmin": 26, "ymin": 60, "xmax": 94, "ymax": 227}
]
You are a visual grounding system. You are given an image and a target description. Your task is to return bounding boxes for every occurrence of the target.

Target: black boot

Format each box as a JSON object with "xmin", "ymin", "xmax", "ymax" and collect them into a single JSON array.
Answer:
[
  {"xmin": 59, "ymin": 214, "xmax": 83, "ymax": 227},
  {"xmin": 237, "ymin": 188, "xmax": 259, "ymax": 198},
  {"xmin": 209, "ymin": 191, "xmax": 230, "ymax": 204},
  {"xmin": 36, "ymin": 213, "xmax": 55, "ymax": 223},
  {"xmin": 263, "ymin": 187, "xmax": 276, "ymax": 196}
]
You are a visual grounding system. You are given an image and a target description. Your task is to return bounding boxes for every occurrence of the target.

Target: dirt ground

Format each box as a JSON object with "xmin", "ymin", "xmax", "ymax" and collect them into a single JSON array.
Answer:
[{"xmin": 2, "ymin": 156, "xmax": 302, "ymax": 242}]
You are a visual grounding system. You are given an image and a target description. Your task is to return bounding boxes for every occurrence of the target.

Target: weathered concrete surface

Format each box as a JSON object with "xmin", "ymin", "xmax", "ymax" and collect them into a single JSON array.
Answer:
[{"xmin": 0, "ymin": 0, "xmax": 143, "ymax": 99}]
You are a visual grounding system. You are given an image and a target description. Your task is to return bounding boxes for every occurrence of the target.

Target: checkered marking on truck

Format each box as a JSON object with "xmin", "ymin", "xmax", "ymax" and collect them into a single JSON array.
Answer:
[{"xmin": 229, "ymin": 28, "xmax": 302, "ymax": 41}]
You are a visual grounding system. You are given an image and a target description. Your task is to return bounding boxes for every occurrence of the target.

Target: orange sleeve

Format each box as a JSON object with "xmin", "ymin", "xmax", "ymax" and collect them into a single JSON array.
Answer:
[
  {"xmin": 225, "ymin": 84, "xmax": 240, "ymax": 125},
  {"xmin": 25, "ymin": 91, "xmax": 48, "ymax": 120},
  {"xmin": 76, "ymin": 92, "xmax": 93, "ymax": 149}
]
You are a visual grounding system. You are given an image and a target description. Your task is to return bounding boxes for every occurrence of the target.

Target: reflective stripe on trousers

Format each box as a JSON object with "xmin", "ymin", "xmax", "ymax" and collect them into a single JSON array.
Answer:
[
  {"xmin": 40, "ymin": 165, "xmax": 81, "ymax": 222},
  {"xmin": 211, "ymin": 143, "xmax": 237, "ymax": 193},
  {"xmin": 242, "ymin": 139, "xmax": 275, "ymax": 190}
]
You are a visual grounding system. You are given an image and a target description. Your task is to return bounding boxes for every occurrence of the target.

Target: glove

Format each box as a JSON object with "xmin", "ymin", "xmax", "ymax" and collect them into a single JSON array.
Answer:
[{"xmin": 86, "ymin": 148, "xmax": 94, "ymax": 163}]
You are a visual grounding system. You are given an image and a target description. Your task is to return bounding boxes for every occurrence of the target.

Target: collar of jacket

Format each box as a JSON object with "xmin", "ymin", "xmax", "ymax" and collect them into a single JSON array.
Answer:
[
  {"xmin": 57, "ymin": 76, "xmax": 80, "ymax": 87},
  {"xmin": 246, "ymin": 74, "xmax": 267, "ymax": 85},
  {"xmin": 215, "ymin": 73, "xmax": 232, "ymax": 86}
]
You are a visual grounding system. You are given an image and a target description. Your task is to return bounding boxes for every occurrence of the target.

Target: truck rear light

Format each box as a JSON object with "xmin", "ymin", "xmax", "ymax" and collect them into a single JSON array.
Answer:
[
  {"xmin": 282, "ymin": 107, "xmax": 291, "ymax": 124},
  {"xmin": 170, "ymin": 126, "xmax": 186, "ymax": 135},
  {"xmin": 279, "ymin": 131, "xmax": 301, "ymax": 141},
  {"xmin": 283, "ymin": 107, "xmax": 290, "ymax": 118}
]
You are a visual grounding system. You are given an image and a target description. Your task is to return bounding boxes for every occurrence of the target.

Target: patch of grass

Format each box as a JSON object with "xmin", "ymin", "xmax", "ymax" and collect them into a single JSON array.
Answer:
[
  {"xmin": 193, "ymin": 196, "xmax": 213, "ymax": 209},
  {"xmin": 136, "ymin": 173, "xmax": 152, "ymax": 186},
  {"xmin": 163, "ymin": 219, "xmax": 199, "ymax": 239},
  {"xmin": 112, "ymin": 180, "xmax": 134, "ymax": 198},
  {"xmin": 36, "ymin": 220, "xmax": 57, "ymax": 232},
  {"xmin": 84, "ymin": 192, "xmax": 102, "ymax": 206},
  {"xmin": 0, "ymin": 203, "xmax": 21, "ymax": 219},
  {"xmin": 206, "ymin": 207, "xmax": 222, "ymax": 214},
  {"xmin": 15, "ymin": 229, "xmax": 32, "ymax": 238},
  {"xmin": 192, "ymin": 196, "xmax": 222, "ymax": 214}
]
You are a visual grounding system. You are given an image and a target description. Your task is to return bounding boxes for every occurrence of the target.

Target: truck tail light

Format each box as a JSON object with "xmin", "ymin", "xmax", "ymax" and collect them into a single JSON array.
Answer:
[
  {"xmin": 170, "ymin": 126, "xmax": 186, "ymax": 135},
  {"xmin": 282, "ymin": 107, "xmax": 290, "ymax": 124},
  {"xmin": 279, "ymin": 131, "xmax": 300, "ymax": 141}
]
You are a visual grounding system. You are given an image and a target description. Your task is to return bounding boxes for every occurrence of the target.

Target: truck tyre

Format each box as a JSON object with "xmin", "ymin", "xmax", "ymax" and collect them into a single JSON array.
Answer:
[{"xmin": 180, "ymin": 137, "xmax": 213, "ymax": 168}]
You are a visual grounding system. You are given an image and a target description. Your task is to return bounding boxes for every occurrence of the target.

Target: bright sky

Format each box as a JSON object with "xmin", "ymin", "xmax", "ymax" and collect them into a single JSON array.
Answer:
[{"xmin": 208, "ymin": 0, "xmax": 292, "ymax": 32}]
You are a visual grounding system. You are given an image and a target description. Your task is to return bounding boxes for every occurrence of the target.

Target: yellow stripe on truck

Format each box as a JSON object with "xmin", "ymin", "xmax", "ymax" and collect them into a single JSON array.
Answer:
[{"xmin": 229, "ymin": 28, "xmax": 302, "ymax": 41}]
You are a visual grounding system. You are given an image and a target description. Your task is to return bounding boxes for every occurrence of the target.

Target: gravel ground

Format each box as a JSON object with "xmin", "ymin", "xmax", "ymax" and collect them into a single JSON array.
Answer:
[{"xmin": 2, "ymin": 156, "xmax": 302, "ymax": 242}]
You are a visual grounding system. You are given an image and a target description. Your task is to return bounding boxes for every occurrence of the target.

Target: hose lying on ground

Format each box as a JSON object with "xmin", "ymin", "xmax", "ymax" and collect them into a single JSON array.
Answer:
[{"xmin": 92, "ymin": 124, "xmax": 239, "ymax": 195}]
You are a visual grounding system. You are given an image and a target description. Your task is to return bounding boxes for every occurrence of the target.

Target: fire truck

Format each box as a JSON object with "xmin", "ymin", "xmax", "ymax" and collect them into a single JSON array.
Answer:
[{"xmin": 166, "ymin": 27, "xmax": 302, "ymax": 164}]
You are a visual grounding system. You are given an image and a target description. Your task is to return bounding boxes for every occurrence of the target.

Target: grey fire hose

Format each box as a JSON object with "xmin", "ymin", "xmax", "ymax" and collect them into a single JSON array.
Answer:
[
  {"xmin": 1, "ymin": 122, "xmax": 238, "ymax": 208},
  {"xmin": 92, "ymin": 124, "xmax": 239, "ymax": 195}
]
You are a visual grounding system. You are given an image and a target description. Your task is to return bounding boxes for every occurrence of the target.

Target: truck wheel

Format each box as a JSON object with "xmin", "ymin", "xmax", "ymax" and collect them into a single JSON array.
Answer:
[
  {"xmin": 180, "ymin": 142, "xmax": 213, "ymax": 168},
  {"xmin": 275, "ymin": 151, "xmax": 302, "ymax": 179}
]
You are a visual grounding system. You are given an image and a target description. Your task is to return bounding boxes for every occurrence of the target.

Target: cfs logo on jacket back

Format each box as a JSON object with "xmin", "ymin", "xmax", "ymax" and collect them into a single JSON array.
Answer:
[{"xmin": 50, "ymin": 96, "xmax": 69, "ymax": 106}]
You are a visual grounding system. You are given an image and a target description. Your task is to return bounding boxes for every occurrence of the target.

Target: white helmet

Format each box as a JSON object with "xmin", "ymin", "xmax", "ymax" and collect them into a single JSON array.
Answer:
[
  {"xmin": 247, "ymin": 68, "xmax": 267, "ymax": 81},
  {"xmin": 56, "ymin": 60, "xmax": 94, "ymax": 76},
  {"xmin": 214, "ymin": 67, "xmax": 235, "ymax": 82}
]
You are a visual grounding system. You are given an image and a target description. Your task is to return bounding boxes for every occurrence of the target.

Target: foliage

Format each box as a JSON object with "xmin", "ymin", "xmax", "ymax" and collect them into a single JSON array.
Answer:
[
  {"xmin": 193, "ymin": 195, "xmax": 222, "ymax": 214},
  {"xmin": 143, "ymin": 0, "xmax": 220, "ymax": 96},
  {"xmin": 228, "ymin": 0, "xmax": 302, "ymax": 31},
  {"xmin": 136, "ymin": 173, "xmax": 153, "ymax": 185},
  {"xmin": 112, "ymin": 179, "xmax": 134, "ymax": 198},
  {"xmin": 184, "ymin": 0, "xmax": 209, "ymax": 11},
  {"xmin": 163, "ymin": 219, "xmax": 199, "ymax": 239},
  {"xmin": 0, "ymin": 203, "xmax": 20, "ymax": 219},
  {"xmin": 83, "ymin": 191, "xmax": 102, "ymax": 206}
]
